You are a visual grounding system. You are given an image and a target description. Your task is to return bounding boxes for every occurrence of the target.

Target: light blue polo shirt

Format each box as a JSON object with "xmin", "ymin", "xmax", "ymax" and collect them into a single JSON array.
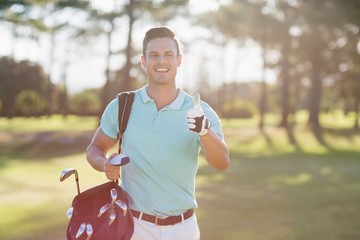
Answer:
[{"xmin": 100, "ymin": 86, "xmax": 224, "ymax": 216}]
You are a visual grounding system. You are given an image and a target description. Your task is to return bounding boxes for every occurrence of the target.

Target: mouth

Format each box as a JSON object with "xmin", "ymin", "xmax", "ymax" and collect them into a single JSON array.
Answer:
[{"xmin": 154, "ymin": 67, "xmax": 169, "ymax": 73}]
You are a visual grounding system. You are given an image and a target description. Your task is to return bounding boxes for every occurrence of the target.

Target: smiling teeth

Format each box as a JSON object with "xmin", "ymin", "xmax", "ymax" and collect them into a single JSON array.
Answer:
[{"xmin": 155, "ymin": 67, "xmax": 169, "ymax": 72}]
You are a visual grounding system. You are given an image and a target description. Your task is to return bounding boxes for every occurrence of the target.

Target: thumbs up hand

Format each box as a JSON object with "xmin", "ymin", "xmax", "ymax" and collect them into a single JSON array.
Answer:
[{"xmin": 186, "ymin": 93, "xmax": 210, "ymax": 136}]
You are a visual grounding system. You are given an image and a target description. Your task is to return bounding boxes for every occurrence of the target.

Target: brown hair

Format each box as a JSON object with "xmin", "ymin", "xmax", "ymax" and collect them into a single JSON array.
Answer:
[{"xmin": 142, "ymin": 26, "xmax": 181, "ymax": 57}]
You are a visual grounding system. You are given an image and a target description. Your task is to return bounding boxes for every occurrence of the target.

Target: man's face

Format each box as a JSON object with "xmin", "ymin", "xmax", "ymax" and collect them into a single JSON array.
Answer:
[{"xmin": 141, "ymin": 37, "xmax": 182, "ymax": 86}]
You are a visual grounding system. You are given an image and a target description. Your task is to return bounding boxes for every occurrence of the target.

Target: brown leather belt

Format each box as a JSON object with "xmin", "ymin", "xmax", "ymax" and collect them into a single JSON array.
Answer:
[{"xmin": 131, "ymin": 209, "xmax": 194, "ymax": 226}]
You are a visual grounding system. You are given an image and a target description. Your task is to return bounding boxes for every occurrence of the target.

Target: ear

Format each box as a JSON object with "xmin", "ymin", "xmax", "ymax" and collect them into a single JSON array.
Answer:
[
  {"xmin": 141, "ymin": 55, "xmax": 146, "ymax": 69},
  {"xmin": 177, "ymin": 54, "xmax": 182, "ymax": 67}
]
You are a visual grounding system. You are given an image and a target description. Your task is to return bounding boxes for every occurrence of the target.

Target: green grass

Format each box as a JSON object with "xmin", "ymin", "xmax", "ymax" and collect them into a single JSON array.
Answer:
[
  {"xmin": 0, "ymin": 114, "xmax": 360, "ymax": 240},
  {"xmin": 0, "ymin": 115, "xmax": 98, "ymax": 132}
]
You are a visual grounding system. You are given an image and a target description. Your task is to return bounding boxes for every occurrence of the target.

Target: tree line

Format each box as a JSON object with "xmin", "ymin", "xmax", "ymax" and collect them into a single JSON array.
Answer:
[{"xmin": 0, "ymin": 0, "xmax": 359, "ymax": 130}]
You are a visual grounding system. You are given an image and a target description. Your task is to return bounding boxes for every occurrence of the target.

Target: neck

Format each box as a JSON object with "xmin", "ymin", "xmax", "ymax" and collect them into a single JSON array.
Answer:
[{"xmin": 146, "ymin": 84, "xmax": 178, "ymax": 110}]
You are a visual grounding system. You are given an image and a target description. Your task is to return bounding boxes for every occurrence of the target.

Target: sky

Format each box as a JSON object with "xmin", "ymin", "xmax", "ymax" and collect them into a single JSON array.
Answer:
[{"xmin": 0, "ymin": 0, "xmax": 275, "ymax": 94}]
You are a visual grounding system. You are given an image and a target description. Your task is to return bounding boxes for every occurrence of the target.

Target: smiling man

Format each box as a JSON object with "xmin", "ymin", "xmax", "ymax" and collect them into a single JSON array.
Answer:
[{"xmin": 86, "ymin": 26, "xmax": 230, "ymax": 240}]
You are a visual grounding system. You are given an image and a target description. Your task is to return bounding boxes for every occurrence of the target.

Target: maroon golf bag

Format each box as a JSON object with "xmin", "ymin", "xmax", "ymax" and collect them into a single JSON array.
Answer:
[{"xmin": 66, "ymin": 181, "xmax": 134, "ymax": 240}]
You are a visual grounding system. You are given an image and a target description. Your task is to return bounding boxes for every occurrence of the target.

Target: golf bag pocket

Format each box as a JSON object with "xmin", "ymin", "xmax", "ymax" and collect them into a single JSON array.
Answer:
[{"xmin": 66, "ymin": 181, "xmax": 134, "ymax": 240}]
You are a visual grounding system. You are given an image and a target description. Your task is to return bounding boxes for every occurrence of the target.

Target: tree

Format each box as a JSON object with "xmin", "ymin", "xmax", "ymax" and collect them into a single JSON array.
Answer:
[
  {"xmin": 291, "ymin": 1, "xmax": 346, "ymax": 130},
  {"xmin": 335, "ymin": 0, "xmax": 360, "ymax": 129},
  {"xmin": 0, "ymin": 57, "xmax": 50, "ymax": 118},
  {"xmin": 0, "ymin": 0, "xmax": 90, "ymax": 117},
  {"xmin": 196, "ymin": 1, "xmax": 277, "ymax": 128}
]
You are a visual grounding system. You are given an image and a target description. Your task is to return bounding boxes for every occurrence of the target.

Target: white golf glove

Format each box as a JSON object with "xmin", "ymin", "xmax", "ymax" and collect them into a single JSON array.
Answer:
[{"xmin": 186, "ymin": 93, "xmax": 210, "ymax": 136}]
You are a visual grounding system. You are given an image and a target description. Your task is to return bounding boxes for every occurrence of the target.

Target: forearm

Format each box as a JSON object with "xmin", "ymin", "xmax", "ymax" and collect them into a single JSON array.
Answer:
[
  {"xmin": 200, "ymin": 129, "xmax": 230, "ymax": 171},
  {"xmin": 86, "ymin": 127, "xmax": 120, "ymax": 180},
  {"xmin": 86, "ymin": 143, "xmax": 108, "ymax": 172}
]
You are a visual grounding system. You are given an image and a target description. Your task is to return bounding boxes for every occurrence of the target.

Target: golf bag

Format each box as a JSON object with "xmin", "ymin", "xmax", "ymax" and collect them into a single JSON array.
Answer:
[
  {"xmin": 67, "ymin": 181, "xmax": 133, "ymax": 240},
  {"xmin": 65, "ymin": 91, "xmax": 135, "ymax": 240}
]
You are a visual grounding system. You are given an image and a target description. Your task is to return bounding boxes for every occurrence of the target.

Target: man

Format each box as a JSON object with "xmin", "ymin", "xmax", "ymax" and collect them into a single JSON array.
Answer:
[{"xmin": 86, "ymin": 26, "xmax": 230, "ymax": 240}]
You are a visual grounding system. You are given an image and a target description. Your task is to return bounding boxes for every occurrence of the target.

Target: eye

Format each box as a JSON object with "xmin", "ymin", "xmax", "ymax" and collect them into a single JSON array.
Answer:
[{"xmin": 148, "ymin": 51, "xmax": 159, "ymax": 58}]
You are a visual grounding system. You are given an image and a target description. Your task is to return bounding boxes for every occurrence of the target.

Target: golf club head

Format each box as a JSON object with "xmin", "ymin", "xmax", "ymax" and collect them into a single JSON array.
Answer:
[
  {"xmin": 115, "ymin": 200, "xmax": 128, "ymax": 216},
  {"xmin": 76, "ymin": 223, "xmax": 86, "ymax": 239},
  {"xmin": 108, "ymin": 211, "xmax": 116, "ymax": 226},
  {"xmin": 98, "ymin": 203, "xmax": 111, "ymax": 218},
  {"xmin": 110, "ymin": 188, "xmax": 118, "ymax": 204},
  {"xmin": 86, "ymin": 224, "xmax": 93, "ymax": 240},
  {"xmin": 66, "ymin": 207, "xmax": 74, "ymax": 221},
  {"xmin": 60, "ymin": 168, "xmax": 78, "ymax": 182},
  {"xmin": 60, "ymin": 168, "xmax": 81, "ymax": 194},
  {"xmin": 109, "ymin": 154, "xmax": 130, "ymax": 166}
]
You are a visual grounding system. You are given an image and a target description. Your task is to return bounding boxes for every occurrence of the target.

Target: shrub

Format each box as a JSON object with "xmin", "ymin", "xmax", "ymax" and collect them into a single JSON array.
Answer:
[
  {"xmin": 69, "ymin": 91, "xmax": 100, "ymax": 116},
  {"xmin": 223, "ymin": 100, "xmax": 258, "ymax": 119},
  {"xmin": 15, "ymin": 90, "xmax": 46, "ymax": 116}
]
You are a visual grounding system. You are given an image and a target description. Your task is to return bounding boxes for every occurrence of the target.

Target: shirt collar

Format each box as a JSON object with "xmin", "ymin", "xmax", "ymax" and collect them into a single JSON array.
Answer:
[
  {"xmin": 140, "ymin": 86, "xmax": 152, "ymax": 103},
  {"xmin": 140, "ymin": 86, "xmax": 185, "ymax": 110}
]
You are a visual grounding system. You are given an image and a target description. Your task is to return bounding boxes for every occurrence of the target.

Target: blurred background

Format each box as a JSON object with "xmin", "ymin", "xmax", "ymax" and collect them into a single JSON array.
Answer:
[{"xmin": 1, "ymin": 0, "xmax": 360, "ymax": 240}]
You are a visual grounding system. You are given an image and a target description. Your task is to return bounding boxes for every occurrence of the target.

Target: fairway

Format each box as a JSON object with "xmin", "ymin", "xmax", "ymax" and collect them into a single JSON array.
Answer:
[
  {"xmin": 2, "ymin": 1, "xmax": 360, "ymax": 239},
  {"xmin": 1, "ymin": 115, "xmax": 360, "ymax": 240}
]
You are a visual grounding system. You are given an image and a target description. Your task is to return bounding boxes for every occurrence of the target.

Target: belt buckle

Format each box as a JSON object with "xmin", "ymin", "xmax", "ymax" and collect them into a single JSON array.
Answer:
[{"xmin": 154, "ymin": 216, "xmax": 167, "ymax": 226}]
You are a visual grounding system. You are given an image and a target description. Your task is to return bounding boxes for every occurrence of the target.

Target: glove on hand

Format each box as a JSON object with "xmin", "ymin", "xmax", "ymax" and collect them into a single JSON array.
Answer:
[{"xmin": 186, "ymin": 93, "xmax": 210, "ymax": 136}]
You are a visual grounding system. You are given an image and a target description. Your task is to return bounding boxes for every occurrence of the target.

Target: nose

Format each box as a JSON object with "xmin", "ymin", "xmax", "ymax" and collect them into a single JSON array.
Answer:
[{"xmin": 157, "ymin": 55, "xmax": 166, "ymax": 64}]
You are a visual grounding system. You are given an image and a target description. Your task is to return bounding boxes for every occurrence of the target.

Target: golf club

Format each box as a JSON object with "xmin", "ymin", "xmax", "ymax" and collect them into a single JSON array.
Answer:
[
  {"xmin": 115, "ymin": 200, "xmax": 128, "ymax": 217},
  {"xmin": 109, "ymin": 153, "xmax": 130, "ymax": 166},
  {"xmin": 86, "ymin": 223, "xmax": 93, "ymax": 240},
  {"xmin": 111, "ymin": 188, "xmax": 118, "ymax": 205},
  {"xmin": 76, "ymin": 223, "xmax": 86, "ymax": 239},
  {"xmin": 109, "ymin": 210, "xmax": 116, "ymax": 226},
  {"xmin": 98, "ymin": 203, "xmax": 111, "ymax": 218},
  {"xmin": 66, "ymin": 207, "xmax": 73, "ymax": 221},
  {"xmin": 60, "ymin": 168, "xmax": 80, "ymax": 195}
]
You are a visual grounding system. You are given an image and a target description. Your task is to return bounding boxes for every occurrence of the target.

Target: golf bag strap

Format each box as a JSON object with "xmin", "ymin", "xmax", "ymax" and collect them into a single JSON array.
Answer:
[{"xmin": 117, "ymin": 91, "xmax": 135, "ymax": 154}]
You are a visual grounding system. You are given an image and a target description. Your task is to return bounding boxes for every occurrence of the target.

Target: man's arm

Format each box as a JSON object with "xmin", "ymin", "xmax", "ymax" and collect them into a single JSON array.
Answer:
[
  {"xmin": 86, "ymin": 127, "xmax": 120, "ymax": 180},
  {"xmin": 186, "ymin": 93, "xmax": 230, "ymax": 171},
  {"xmin": 200, "ymin": 130, "xmax": 230, "ymax": 171}
]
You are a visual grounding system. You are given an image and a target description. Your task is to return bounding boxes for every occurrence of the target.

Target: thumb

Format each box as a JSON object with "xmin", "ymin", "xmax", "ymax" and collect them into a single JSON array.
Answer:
[
  {"xmin": 109, "ymin": 152, "xmax": 118, "ymax": 159},
  {"xmin": 193, "ymin": 92, "xmax": 201, "ymax": 109}
]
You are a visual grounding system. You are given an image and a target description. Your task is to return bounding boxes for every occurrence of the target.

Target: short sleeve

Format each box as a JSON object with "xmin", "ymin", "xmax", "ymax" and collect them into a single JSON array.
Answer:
[
  {"xmin": 202, "ymin": 102, "xmax": 224, "ymax": 141},
  {"xmin": 100, "ymin": 98, "xmax": 118, "ymax": 139}
]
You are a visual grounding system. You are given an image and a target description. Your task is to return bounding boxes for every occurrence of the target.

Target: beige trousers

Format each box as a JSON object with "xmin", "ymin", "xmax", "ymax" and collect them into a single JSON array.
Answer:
[{"xmin": 130, "ymin": 214, "xmax": 201, "ymax": 240}]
